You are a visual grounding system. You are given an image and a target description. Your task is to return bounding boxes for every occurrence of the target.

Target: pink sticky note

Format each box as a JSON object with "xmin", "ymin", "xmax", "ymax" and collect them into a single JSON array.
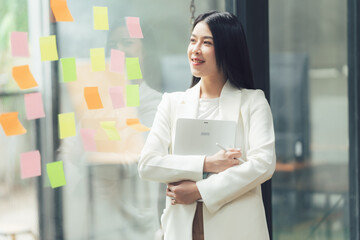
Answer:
[
  {"xmin": 11, "ymin": 32, "xmax": 30, "ymax": 57},
  {"xmin": 110, "ymin": 49, "xmax": 125, "ymax": 73},
  {"xmin": 109, "ymin": 86, "xmax": 125, "ymax": 109},
  {"xmin": 80, "ymin": 128, "xmax": 97, "ymax": 151},
  {"xmin": 126, "ymin": 17, "xmax": 144, "ymax": 38},
  {"xmin": 20, "ymin": 150, "xmax": 41, "ymax": 179},
  {"xmin": 24, "ymin": 92, "xmax": 45, "ymax": 120}
]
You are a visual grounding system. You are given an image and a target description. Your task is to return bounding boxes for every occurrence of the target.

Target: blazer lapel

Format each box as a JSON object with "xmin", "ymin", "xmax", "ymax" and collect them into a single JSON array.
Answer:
[
  {"xmin": 176, "ymin": 81, "xmax": 201, "ymax": 119},
  {"xmin": 219, "ymin": 81, "xmax": 242, "ymax": 122}
]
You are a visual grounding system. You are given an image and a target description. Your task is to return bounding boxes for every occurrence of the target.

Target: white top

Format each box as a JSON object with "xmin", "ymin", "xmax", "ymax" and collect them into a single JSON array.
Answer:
[{"xmin": 197, "ymin": 97, "xmax": 220, "ymax": 120}]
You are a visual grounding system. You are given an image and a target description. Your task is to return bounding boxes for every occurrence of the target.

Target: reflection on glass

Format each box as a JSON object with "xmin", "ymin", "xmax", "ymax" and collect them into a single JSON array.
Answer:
[{"xmin": 270, "ymin": 1, "xmax": 348, "ymax": 239}]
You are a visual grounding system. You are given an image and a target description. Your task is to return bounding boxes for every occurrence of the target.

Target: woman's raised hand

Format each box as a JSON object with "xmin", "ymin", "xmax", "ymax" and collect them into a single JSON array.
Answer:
[{"xmin": 203, "ymin": 148, "xmax": 242, "ymax": 173}]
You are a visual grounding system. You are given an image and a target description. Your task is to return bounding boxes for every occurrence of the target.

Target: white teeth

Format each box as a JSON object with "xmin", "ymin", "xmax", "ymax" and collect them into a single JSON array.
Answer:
[{"xmin": 192, "ymin": 59, "xmax": 204, "ymax": 63}]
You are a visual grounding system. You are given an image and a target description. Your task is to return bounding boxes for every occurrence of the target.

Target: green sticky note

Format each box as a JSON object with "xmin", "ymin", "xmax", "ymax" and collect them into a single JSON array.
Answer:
[
  {"xmin": 60, "ymin": 58, "xmax": 77, "ymax": 82},
  {"xmin": 126, "ymin": 58, "xmax": 143, "ymax": 80},
  {"xmin": 47, "ymin": 161, "xmax": 66, "ymax": 188},
  {"xmin": 100, "ymin": 121, "xmax": 121, "ymax": 141},
  {"xmin": 39, "ymin": 35, "xmax": 59, "ymax": 61},
  {"xmin": 90, "ymin": 48, "xmax": 105, "ymax": 72},
  {"xmin": 126, "ymin": 84, "xmax": 140, "ymax": 107},
  {"xmin": 58, "ymin": 112, "xmax": 76, "ymax": 139},
  {"xmin": 93, "ymin": 6, "xmax": 109, "ymax": 30}
]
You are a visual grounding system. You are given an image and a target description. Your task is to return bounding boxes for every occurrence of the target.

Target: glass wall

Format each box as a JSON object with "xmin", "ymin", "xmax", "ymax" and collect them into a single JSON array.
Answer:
[
  {"xmin": 270, "ymin": 1, "xmax": 349, "ymax": 239},
  {"xmin": 54, "ymin": 1, "xmax": 226, "ymax": 240}
]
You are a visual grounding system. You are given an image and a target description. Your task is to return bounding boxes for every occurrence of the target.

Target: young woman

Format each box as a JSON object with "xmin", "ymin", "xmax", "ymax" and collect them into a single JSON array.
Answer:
[{"xmin": 139, "ymin": 11, "xmax": 276, "ymax": 240}]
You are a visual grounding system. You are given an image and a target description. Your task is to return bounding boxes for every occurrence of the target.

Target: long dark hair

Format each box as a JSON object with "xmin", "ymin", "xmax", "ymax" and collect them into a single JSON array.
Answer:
[{"xmin": 190, "ymin": 11, "xmax": 255, "ymax": 90}]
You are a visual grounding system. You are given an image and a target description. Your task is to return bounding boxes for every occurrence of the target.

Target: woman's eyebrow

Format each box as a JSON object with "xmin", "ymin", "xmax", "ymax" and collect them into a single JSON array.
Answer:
[{"xmin": 191, "ymin": 34, "xmax": 213, "ymax": 39}]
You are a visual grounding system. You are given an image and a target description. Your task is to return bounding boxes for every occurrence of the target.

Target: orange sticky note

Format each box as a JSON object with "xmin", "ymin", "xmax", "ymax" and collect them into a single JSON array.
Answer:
[
  {"xmin": 12, "ymin": 65, "xmax": 38, "ymax": 90},
  {"xmin": 84, "ymin": 87, "xmax": 104, "ymax": 109},
  {"xmin": 0, "ymin": 112, "xmax": 27, "ymax": 136},
  {"xmin": 50, "ymin": 0, "xmax": 74, "ymax": 22},
  {"xmin": 126, "ymin": 118, "xmax": 150, "ymax": 132}
]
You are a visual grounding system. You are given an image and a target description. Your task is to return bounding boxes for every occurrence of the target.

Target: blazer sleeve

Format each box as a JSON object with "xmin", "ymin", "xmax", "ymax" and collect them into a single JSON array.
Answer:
[
  {"xmin": 196, "ymin": 90, "xmax": 276, "ymax": 213},
  {"xmin": 138, "ymin": 93, "xmax": 205, "ymax": 184}
]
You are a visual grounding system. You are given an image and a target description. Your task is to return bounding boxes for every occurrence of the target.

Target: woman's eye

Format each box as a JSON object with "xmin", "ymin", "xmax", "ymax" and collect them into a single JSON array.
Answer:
[
  {"xmin": 190, "ymin": 38, "xmax": 196, "ymax": 43},
  {"xmin": 204, "ymin": 41, "xmax": 212, "ymax": 45}
]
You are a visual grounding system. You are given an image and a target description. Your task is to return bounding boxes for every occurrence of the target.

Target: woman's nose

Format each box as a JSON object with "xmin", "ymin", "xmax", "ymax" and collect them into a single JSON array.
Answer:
[{"xmin": 192, "ymin": 43, "xmax": 201, "ymax": 54}]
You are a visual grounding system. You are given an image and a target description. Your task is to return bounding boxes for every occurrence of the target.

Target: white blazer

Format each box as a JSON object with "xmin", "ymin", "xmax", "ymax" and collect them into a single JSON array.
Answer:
[{"xmin": 139, "ymin": 80, "xmax": 276, "ymax": 240}]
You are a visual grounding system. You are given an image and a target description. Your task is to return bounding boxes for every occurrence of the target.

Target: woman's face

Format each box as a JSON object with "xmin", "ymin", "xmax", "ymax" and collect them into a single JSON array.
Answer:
[{"xmin": 187, "ymin": 21, "xmax": 222, "ymax": 80}]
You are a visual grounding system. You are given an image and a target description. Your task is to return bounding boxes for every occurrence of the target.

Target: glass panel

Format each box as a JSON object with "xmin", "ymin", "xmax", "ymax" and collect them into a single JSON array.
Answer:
[
  {"xmin": 54, "ymin": 1, "xmax": 226, "ymax": 239},
  {"xmin": 0, "ymin": 0, "xmax": 39, "ymax": 239},
  {"xmin": 270, "ymin": 1, "xmax": 349, "ymax": 239}
]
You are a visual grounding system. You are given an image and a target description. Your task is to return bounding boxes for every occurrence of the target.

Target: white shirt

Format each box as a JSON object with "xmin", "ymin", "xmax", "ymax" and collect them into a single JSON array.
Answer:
[{"xmin": 197, "ymin": 97, "xmax": 220, "ymax": 120}]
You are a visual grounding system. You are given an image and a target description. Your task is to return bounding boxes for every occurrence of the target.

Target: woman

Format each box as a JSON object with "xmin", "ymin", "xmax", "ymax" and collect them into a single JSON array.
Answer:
[{"xmin": 139, "ymin": 11, "xmax": 276, "ymax": 240}]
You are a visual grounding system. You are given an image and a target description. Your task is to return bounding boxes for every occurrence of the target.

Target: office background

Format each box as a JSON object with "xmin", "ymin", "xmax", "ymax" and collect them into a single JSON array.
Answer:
[{"xmin": 0, "ymin": 0, "xmax": 357, "ymax": 239}]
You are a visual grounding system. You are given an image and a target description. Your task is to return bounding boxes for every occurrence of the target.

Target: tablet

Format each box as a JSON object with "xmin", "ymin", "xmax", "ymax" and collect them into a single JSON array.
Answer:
[{"xmin": 173, "ymin": 118, "xmax": 237, "ymax": 155}]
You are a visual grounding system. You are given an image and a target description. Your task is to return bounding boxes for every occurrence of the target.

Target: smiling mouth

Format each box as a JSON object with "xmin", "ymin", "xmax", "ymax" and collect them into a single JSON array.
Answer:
[{"xmin": 192, "ymin": 58, "xmax": 205, "ymax": 64}]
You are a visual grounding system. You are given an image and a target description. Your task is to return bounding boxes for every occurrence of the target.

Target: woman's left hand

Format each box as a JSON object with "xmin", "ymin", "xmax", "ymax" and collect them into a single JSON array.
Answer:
[{"xmin": 166, "ymin": 180, "xmax": 202, "ymax": 205}]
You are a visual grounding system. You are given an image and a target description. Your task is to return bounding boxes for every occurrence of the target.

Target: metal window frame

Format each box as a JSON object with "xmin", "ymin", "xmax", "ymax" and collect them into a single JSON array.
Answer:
[{"xmin": 348, "ymin": 0, "xmax": 360, "ymax": 239}]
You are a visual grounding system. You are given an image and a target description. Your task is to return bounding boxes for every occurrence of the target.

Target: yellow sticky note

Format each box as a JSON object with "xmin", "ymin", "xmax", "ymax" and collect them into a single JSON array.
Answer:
[
  {"xmin": 47, "ymin": 161, "xmax": 66, "ymax": 188},
  {"xmin": 0, "ymin": 112, "xmax": 27, "ymax": 136},
  {"xmin": 58, "ymin": 112, "xmax": 76, "ymax": 139},
  {"xmin": 126, "ymin": 118, "xmax": 150, "ymax": 132},
  {"xmin": 93, "ymin": 6, "xmax": 109, "ymax": 30},
  {"xmin": 100, "ymin": 121, "xmax": 121, "ymax": 141},
  {"xmin": 84, "ymin": 87, "xmax": 104, "ymax": 109},
  {"xmin": 90, "ymin": 48, "xmax": 105, "ymax": 72},
  {"xmin": 39, "ymin": 35, "xmax": 59, "ymax": 61},
  {"xmin": 126, "ymin": 58, "xmax": 143, "ymax": 80},
  {"xmin": 126, "ymin": 84, "xmax": 140, "ymax": 107}
]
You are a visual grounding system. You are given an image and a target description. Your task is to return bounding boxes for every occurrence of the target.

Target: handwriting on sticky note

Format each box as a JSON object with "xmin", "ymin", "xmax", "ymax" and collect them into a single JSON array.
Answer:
[
  {"xmin": 0, "ymin": 112, "xmax": 27, "ymax": 136},
  {"xmin": 93, "ymin": 6, "xmax": 109, "ymax": 30},
  {"xmin": 24, "ymin": 92, "xmax": 45, "ymax": 120},
  {"xmin": 58, "ymin": 112, "xmax": 76, "ymax": 139},
  {"xmin": 47, "ymin": 161, "xmax": 66, "ymax": 188},
  {"xmin": 20, "ymin": 150, "xmax": 41, "ymax": 179},
  {"xmin": 126, "ymin": 58, "xmax": 143, "ymax": 80},
  {"xmin": 50, "ymin": 0, "xmax": 74, "ymax": 22},
  {"xmin": 100, "ymin": 121, "xmax": 121, "ymax": 141},
  {"xmin": 126, "ymin": 84, "xmax": 140, "ymax": 107},
  {"xmin": 84, "ymin": 87, "xmax": 104, "ymax": 109},
  {"xmin": 40, "ymin": 35, "xmax": 59, "ymax": 61},
  {"xmin": 80, "ymin": 128, "xmax": 97, "ymax": 151},
  {"xmin": 109, "ymin": 86, "xmax": 125, "ymax": 109},
  {"xmin": 126, "ymin": 17, "xmax": 144, "ymax": 38},
  {"xmin": 60, "ymin": 58, "xmax": 77, "ymax": 82},
  {"xmin": 90, "ymin": 48, "xmax": 105, "ymax": 72},
  {"xmin": 12, "ymin": 65, "xmax": 38, "ymax": 90},
  {"xmin": 126, "ymin": 118, "xmax": 150, "ymax": 132},
  {"xmin": 10, "ymin": 32, "xmax": 30, "ymax": 57},
  {"xmin": 110, "ymin": 49, "xmax": 125, "ymax": 74}
]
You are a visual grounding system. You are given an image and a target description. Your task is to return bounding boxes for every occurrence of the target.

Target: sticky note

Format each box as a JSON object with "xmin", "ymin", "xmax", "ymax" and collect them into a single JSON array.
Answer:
[
  {"xmin": 80, "ymin": 128, "xmax": 97, "ymax": 151},
  {"xmin": 50, "ymin": 0, "xmax": 74, "ymax": 22},
  {"xmin": 60, "ymin": 58, "xmax": 77, "ymax": 82},
  {"xmin": 0, "ymin": 112, "xmax": 27, "ymax": 136},
  {"xmin": 126, "ymin": 17, "xmax": 144, "ymax": 38},
  {"xmin": 84, "ymin": 87, "xmax": 104, "ymax": 109},
  {"xmin": 126, "ymin": 84, "xmax": 140, "ymax": 107},
  {"xmin": 100, "ymin": 121, "xmax": 121, "ymax": 141},
  {"xmin": 58, "ymin": 112, "xmax": 76, "ymax": 139},
  {"xmin": 39, "ymin": 35, "xmax": 59, "ymax": 61},
  {"xmin": 126, "ymin": 118, "xmax": 150, "ymax": 132},
  {"xmin": 47, "ymin": 161, "xmax": 66, "ymax": 188},
  {"xmin": 10, "ymin": 32, "xmax": 30, "ymax": 57},
  {"xmin": 12, "ymin": 65, "xmax": 38, "ymax": 90},
  {"xmin": 90, "ymin": 48, "xmax": 105, "ymax": 72},
  {"xmin": 126, "ymin": 58, "xmax": 143, "ymax": 80},
  {"xmin": 109, "ymin": 86, "xmax": 125, "ymax": 109},
  {"xmin": 24, "ymin": 92, "xmax": 45, "ymax": 120},
  {"xmin": 93, "ymin": 6, "xmax": 109, "ymax": 30},
  {"xmin": 110, "ymin": 49, "xmax": 125, "ymax": 74},
  {"xmin": 20, "ymin": 150, "xmax": 41, "ymax": 179}
]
